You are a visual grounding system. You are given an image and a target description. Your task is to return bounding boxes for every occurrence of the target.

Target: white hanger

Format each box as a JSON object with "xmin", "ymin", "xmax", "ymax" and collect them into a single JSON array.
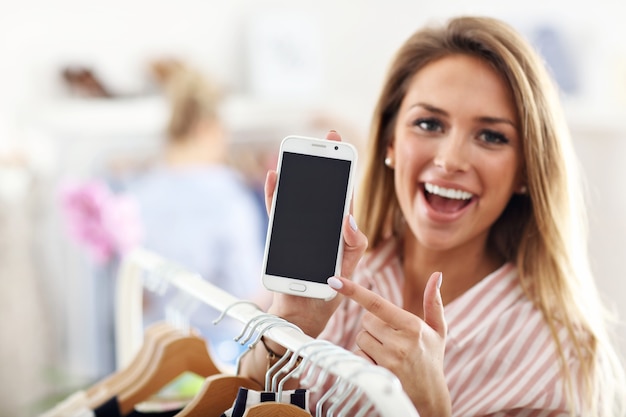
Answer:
[{"xmin": 117, "ymin": 248, "xmax": 421, "ymax": 417}]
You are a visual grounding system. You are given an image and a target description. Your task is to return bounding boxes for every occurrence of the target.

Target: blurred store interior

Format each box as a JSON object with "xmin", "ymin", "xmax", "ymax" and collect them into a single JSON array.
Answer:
[{"xmin": 1, "ymin": 0, "xmax": 625, "ymax": 415}]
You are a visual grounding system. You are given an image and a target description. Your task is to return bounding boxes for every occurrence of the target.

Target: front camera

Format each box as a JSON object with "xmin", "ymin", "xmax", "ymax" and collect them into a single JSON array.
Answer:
[{"xmin": 334, "ymin": 146, "xmax": 339, "ymax": 150}]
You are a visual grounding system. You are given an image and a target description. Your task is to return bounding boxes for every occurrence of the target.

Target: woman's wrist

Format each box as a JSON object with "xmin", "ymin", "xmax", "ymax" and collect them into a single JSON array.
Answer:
[
  {"xmin": 260, "ymin": 336, "xmax": 288, "ymax": 361},
  {"xmin": 240, "ymin": 334, "xmax": 281, "ymax": 386},
  {"xmin": 413, "ymin": 376, "xmax": 452, "ymax": 417},
  {"xmin": 267, "ymin": 297, "xmax": 339, "ymax": 338}
]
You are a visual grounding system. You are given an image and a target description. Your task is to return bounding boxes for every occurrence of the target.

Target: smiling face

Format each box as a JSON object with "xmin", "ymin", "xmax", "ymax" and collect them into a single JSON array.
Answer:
[{"xmin": 389, "ymin": 54, "xmax": 524, "ymax": 255}]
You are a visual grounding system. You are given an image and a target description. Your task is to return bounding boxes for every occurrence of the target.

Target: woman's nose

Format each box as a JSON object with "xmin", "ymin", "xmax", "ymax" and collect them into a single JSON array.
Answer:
[{"xmin": 433, "ymin": 134, "xmax": 470, "ymax": 173}]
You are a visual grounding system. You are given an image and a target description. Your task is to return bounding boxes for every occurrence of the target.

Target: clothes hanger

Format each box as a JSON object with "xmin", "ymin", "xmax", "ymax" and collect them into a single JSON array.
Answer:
[
  {"xmin": 311, "ymin": 355, "xmax": 372, "ymax": 417},
  {"xmin": 238, "ymin": 376, "xmax": 313, "ymax": 416},
  {"xmin": 174, "ymin": 315, "xmax": 300, "ymax": 417},
  {"xmin": 89, "ymin": 286, "xmax": 202, "ymax": 409},
  {"xmin": 321, "ymin": 367, "xmax": 390, "ymax": 417},
  {"xmin": 173, "ymin": 373, "xmax": 262, "ymax": 417},
  {"xmin": 107, "ymin": 325, "xmax": 185, "ymax": 399},
  {"xmin": 336, "ymin": 368, "xmax": 394, "ymax": 417},
  {"xmin": 237, "ymin": 333, "xmax": 342, "ymax": 417},
  {"xmin": 242, "ymin": 402, "xmax": 312, "ymax": 417},
  {"xmin": 117, "ymin": 327, "xmax": 222, "ymax": 415},
  {"xmin": 85, "ymin": 321, "xmax": 179, "ymax": 408},
  {"xmin": 231, "ymin": 343, "xmax": 357, "ymax": 417},
  {"xmin": 173, "ymin": 335, "xmax": 269, "ymax": 417},
  {"xmin": 278, "ymin": 343, "xmax": 343, "ymax": 394},
  {"xmin": 238, "ymin": 353, "xmax": 312, "ymax": 417},
  {"xmin": 325, "ymin": 378, "xmax": 360, "ymax": 417},
  {"xmin": 233, "ymin": 314, "xmax": 285, "ymax": 345}
]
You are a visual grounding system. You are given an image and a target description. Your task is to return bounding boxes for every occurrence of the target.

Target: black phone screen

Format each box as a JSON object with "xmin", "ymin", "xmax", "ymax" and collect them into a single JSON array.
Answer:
[{"xmin": 265, "ymin": 152, "xmax": 352, "ymax": 284}]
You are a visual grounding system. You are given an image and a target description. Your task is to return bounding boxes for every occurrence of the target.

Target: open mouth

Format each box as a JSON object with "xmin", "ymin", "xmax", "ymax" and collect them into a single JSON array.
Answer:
[{"xmin": 423, "ymin": 182, "xmax": 474, "ymax": 213}]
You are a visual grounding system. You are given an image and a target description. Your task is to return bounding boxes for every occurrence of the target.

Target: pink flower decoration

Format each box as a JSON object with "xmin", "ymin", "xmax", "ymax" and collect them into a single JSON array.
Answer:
[{"xmin": 59, "ymin": 180, "xmax": 143, "ymax": 264}]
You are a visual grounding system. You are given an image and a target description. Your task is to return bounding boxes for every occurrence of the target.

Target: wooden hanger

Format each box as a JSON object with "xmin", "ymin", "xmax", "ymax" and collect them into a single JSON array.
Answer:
[
  {"xmin": 85, "ymin": 321, "xmax": 179, "ymax": 407},
  {"xmin": 237, "ymin": 344, "xmax": 311, "ymax": 417},
  {"xmin": 174, "ymin": 373, "xmax": 263, "ymax": 417},
  {"xmin": 174, "ymin": 331, "xmax": 297, "ymax": 416},
  {"xmin": 242, "ymin": 402, "xmax": 312, "ymax": 416},
  {"xmin": 117, "ymin": 329, "xmax": 222, "ymax": 415}
]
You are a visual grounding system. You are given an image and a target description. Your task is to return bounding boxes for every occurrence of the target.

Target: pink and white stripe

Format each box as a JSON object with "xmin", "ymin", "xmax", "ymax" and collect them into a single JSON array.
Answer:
[{"xmin": 319, "ymin": 238, "xmax": 581, "ymax": 416}]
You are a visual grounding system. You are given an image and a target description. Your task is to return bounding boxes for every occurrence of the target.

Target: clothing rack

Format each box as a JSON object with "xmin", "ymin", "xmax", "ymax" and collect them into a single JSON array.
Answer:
[{"xmin": 115, "ymin": 247, "xmax": 420, "ymax": 416}]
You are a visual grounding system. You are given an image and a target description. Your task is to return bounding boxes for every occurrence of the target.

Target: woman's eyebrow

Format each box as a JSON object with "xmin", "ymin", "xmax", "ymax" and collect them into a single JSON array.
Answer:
[
  {"xmin": 409, "ymin": 102, "xmax": 448, "ymax": 116},
  {"xmin": 478, "ymin": 116, "xmax": 517, "ymax": 128}
]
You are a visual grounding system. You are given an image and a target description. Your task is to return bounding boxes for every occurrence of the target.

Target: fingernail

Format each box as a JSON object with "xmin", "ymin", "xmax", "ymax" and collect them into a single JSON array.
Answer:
[
  {"xmin": 329, "ymin": 129, "xmax": 337, "ymax": 133},
  {"xmin": 327, "ymin": 276, "xmax": 343, "ymax": 290},
  {"xmin": 349, "ymin": 214, "xmax": 358, "ymax": 231},
  {"xmin": 437, "ymin": 272, "xmax": 443, "ymax": 290}
]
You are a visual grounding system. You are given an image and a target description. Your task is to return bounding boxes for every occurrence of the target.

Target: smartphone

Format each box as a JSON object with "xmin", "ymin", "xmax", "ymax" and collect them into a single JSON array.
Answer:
[{"xmin": 261, "ymin": 135, "xmax": 358, "ymax": 300}]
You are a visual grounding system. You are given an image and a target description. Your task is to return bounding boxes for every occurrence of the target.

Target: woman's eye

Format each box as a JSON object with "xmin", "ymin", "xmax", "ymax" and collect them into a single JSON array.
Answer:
[
  {"xmin": 414, "ymin": 118, "xmax": 443, "ymax": 133},
  {"xmin": 479, "ymin": 129, "xmax": 509, "ymax": 144}
]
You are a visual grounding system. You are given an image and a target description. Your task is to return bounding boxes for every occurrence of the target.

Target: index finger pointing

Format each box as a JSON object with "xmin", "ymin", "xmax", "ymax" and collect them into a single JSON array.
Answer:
[{"xmin": 327, "ymin": 276, "xmax": 409, "ymax": 327}]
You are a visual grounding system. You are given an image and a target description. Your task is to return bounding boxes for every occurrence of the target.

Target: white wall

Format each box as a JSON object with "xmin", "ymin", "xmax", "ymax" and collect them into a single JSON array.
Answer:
[
  {"xmin": 1, "ymin": 0, "xmax": 625, "ymax": 412},
  {"xmin": 3, "ymin": 0, "xmax": 625, "ymax": 129}
]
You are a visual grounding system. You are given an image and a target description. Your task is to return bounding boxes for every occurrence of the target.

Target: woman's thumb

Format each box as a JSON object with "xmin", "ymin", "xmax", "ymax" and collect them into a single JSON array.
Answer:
[{"xmin": 423, "ymin": 272, "xmax": 447, "ymax": 338}]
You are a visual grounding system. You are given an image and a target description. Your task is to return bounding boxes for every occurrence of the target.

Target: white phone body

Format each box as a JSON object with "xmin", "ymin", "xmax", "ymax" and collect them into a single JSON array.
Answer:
[{"xmin": 261, "ymin": 135, "xmax": 358, "ymax": 300}]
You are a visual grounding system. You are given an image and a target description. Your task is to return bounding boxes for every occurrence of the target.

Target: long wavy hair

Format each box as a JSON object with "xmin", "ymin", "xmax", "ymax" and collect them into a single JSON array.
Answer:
[{"xmin": 356, "ymin": 16, "xmax": 625, "ymax": 416}]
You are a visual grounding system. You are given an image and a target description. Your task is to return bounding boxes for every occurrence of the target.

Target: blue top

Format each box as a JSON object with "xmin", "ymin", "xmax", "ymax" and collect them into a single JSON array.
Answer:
[{"xmin": 123, "ymin": 164, "xmax": 267, "ymax": 365}]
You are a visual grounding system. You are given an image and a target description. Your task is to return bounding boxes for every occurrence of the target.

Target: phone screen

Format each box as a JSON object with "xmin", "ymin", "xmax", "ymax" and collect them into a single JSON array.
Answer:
[{"xmin": 265, "ymin": 151, "xmax": 352, "ymax": 284}]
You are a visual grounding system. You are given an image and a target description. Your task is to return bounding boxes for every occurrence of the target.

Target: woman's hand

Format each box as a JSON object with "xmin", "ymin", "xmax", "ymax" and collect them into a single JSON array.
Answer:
[
  {"xmin": 326, "ymin": 272, "xmax": 451, "ymax": 417},
  {"xmin": 263, "ymin": 130, "xmax": 368, "ymax": 337}
]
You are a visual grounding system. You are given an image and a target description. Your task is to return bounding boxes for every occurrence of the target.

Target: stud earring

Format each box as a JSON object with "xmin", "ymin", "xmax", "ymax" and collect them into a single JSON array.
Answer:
[
  {"xmin": 519, "ymin": 185, "xmax": 528, "ymax": 194},
  {"xmin": 384, "ymin": 157, "xmax": 393, "ymax": 167}
]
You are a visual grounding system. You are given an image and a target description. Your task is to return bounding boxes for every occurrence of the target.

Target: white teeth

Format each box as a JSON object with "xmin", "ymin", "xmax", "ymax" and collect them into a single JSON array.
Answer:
[{"xmin": 425, "ymin": 183, "xmax": 473, "ymax": 200}]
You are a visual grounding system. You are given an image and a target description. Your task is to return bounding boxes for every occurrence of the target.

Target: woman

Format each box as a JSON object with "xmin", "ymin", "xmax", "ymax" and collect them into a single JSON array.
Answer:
[
  {"xmin": 125, "ymin": 61, "xmax": 268, "ymax": 363},
  {"xmin": 242, "ymin": 16, "xmax": 625, "ymax": 416}
]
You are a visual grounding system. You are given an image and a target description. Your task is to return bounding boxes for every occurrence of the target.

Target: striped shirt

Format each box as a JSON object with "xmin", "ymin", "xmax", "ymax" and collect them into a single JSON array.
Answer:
[{"xmin": 319, "ymin": 238, "xmax": 582, "ymax": 416}]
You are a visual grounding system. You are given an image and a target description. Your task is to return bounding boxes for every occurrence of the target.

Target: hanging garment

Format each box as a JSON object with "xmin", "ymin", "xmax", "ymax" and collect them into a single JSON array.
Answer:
[{"xmin": 220, "ymin": 388, "xmax": 310, "ymax": 417}]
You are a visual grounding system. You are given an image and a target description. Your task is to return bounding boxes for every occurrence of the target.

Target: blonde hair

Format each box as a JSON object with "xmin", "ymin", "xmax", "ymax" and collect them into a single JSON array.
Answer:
[
  {"xmin": 151, "ymin": 59, "xmax": 223, "ymax": 141},
  {"xmin": 357, "ymin": 16, "xmax": 625, "ymax": 416}
]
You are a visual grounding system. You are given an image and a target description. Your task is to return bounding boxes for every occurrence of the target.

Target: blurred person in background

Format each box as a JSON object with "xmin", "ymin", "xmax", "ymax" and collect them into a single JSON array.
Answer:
[
  {"xmin": 123, "ymin": 59, "xmax": 268, "ymax": 360},
  {"xmin": 61, "ymin": 59, "xmax": 269, "ymax": 375}
]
